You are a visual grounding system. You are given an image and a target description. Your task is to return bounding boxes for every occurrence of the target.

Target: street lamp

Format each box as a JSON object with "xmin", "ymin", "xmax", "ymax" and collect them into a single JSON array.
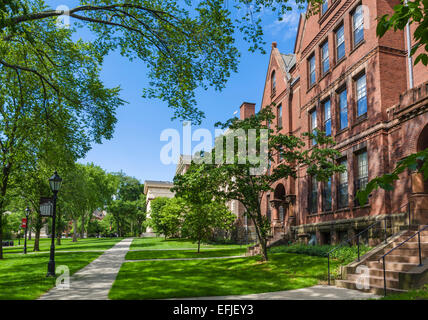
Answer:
[
  {"xmin": 47, "ymin": 171, "xmax": 62, "ymax": 277},
  {"xmin": 24, "ymin": 206, "xmax": 30, "ymax": 254}
]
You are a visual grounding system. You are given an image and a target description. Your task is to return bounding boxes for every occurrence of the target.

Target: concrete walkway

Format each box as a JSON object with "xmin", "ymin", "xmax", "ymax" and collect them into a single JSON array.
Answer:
[
  {"xmin": 39, "ymin": 238, "xmax": 133, "ymax": 300},
  {"xmin": 176, "ymin": 285, "xmax": 379, "ymax": 300}
]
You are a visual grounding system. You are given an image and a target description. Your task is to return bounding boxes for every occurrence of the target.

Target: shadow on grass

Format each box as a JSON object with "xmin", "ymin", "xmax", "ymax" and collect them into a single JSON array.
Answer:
[
  {"xmin": 0, "ymin": 252, "xmax": 103, "ymax": 300},
  {"xmin": 3, "ymin": 238, "xmax": 123, "ymax": 254},
  {"xmin": 109, "ymin": 253, "xmax": 338, "ymax": 300},
  {"xmin": 125, "ymin": 248, "xmax": 247, "ymax": 260}
]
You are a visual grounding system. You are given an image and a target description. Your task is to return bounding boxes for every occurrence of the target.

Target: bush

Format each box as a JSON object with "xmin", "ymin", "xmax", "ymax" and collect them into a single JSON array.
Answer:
[{"xmin": 270, "ymin": 243, "xmax": 372, "ymax": 265}]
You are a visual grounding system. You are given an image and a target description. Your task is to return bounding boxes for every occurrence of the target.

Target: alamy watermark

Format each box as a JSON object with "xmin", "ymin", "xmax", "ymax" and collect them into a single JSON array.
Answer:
[
  {"xmin": 55, "ymin": 265, "xmax": 70, "ymax": 290},
  {"xmin": 160, "ymin": 121, "xmax": 268, "ymax": 175}
]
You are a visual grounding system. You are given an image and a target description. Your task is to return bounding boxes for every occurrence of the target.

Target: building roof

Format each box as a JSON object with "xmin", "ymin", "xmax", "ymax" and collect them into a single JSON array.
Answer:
[
  {"xmin": 281, "ymin": 53, "xmax": 296, "ymax": 71},
  {"xmin": 144, "ymin": 180, "xmax": 174, "ymax": 194}
]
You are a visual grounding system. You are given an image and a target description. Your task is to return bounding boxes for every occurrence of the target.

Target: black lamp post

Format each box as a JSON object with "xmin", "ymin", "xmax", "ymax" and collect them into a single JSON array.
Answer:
[
  {"xmin": 24, "ymin": 207, "xmax": 30, "ymax": 254},
  {"xmin": 47, "ymin": 171, "xmax": 62, "ymax": 277}
]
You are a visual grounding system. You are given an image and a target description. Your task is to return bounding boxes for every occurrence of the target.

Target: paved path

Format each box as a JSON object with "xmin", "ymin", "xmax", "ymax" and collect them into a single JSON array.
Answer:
[
  {"xmin": 175, "ymin": 285, "xmax": 379, "ymax": 300},
  {"xmin": 39, "ymin": 238, "xmax": 133, "ymax": 300}
]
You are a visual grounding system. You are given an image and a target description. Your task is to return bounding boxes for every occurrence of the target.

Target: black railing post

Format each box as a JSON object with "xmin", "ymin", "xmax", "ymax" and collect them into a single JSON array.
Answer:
[
  {"xmin": 357, "ymin": 236, "xmax": 360, "ymax": 262},
  {"xmin": 328, "ymin": 253, "xmax": 330, "ymax": 286},
  {"xmin": 382, "ymin": 256, "xmax": 387, "ymax": 296},
  {"xmin": 418, "ymin": 230, "xmax": 423, "ymax": 267}
]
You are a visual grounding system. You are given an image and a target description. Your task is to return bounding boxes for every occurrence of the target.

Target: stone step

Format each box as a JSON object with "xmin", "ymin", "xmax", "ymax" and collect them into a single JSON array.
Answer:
[
  {"xmin": 372, "ymin": 254, "xmax": 423, "ymax": 264},
  {"xmin": 367, "ymin": 261, "xmax": 416, "ymax": 272},
  {"xmin": 382, "ymin": 247, "xmax": 428, "ymax": 256},
  {"xmin": 394, "ymin": 237, "xmax": 428, "ymax": 244},
  {"xmin": 368, "ymin": 268, "xmax": 401, "ymax": 280},
  {"xmin": 335, "ymin": 280, "xmax": 407, "ymax": 295},
  {"xmin": 347, "ymin": 274, "xmax": 400, "ymax": 289},
  {"xmin": 390, "ymin": 241, "xmax": 428, "ymax": 248}
]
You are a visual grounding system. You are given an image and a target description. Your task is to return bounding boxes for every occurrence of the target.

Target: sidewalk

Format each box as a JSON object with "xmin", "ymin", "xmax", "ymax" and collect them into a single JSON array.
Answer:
[
  {"xmin": 175, "ymin": 285, "xmax": 380, "ymax": 300},
  {"xmin": 39, "ymin": 238, "xmax": 133, "ymax": 300}
]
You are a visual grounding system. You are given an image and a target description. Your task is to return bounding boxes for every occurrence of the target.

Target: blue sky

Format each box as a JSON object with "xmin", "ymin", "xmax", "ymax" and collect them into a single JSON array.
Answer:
[{"xmin": 46, "ymin": 1, "xmax": 303, "ymax": 183}]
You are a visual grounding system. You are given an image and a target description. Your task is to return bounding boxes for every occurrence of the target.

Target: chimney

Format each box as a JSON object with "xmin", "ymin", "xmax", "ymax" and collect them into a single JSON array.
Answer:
[
  {"xmin": 272, "ymin": 42, "xmax": 277, "ymax": 49},
  {"xmin": 240, "ymin": 102, "xmax": 256, "ymax": 120}
]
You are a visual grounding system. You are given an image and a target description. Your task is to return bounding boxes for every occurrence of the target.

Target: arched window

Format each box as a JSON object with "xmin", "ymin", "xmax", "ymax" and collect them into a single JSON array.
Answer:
[{"xmin": 271, "ymin": 70, "xmax": 276, "ymax": 96}]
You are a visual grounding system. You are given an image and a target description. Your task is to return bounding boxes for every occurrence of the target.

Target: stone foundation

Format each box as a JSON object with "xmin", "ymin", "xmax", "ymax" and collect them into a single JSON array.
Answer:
[{"xmin": 291, "ymin": 212, "xmax": 409, "ymax": 246}]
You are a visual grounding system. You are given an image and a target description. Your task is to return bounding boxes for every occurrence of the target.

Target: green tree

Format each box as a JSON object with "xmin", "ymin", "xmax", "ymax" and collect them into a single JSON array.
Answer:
[
  {"xmin": 0, "ymin": 0, "xmax": 240, "ymax": 124},
  {"xmin": 149, "ymin": 197, "xmax": 170, "ymax": 237},
  {"xmin": 153, "ymin": 197, "xmax": 186, "ymax": 239},
  {"xmin": 173, "ymin": 164, "xmax": 236, "ymax": 252},
  {"xmin": 0, "ymin": 13, "xmax": 122, "ymax": 258},
  {"xmin": 181, "ymin": 201, "xmax": 235, "ymax": 253},
  {"xmin": 180, "ymin": 106, "xmax": 344, "ymax": 261}
]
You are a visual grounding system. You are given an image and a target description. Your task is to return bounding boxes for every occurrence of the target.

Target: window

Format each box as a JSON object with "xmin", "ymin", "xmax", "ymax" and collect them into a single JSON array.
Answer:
[
  {"xmin": 271, "ymin": 71, "xmax": 276, "ymax": 96},
  {"xmin": 321, "ymin": 41, "xmax": 330, "ymax": 74},
  {"xmin": 309, "ymin": 55, "xmax": 316, "ymax": 86},
  {"xmin": 352, "ymin": 5, "xmax": 364, "ymax": 47},
  {"xmin": 323, "ymin": 177, "xmax": 332, "ymax": 212},
  {"xmin": 336, "ymin": 24, "xmax": 345, "ymax": 61},
  {"xmin": 355, "ymin": 151, "xmax": 368, "ymax": 206},
  {"xmin": 310, "ymin": 109, "xmax": 317, "ymax": 146},
  {"xmin": 279, "ymin": 206, "xmax": 285, "ymax": 222},
  {"xmin": 279, "ymin": 146, "xmax": 285, "ymax": 162},
  {"xmin": 321, "ymin": 0, "xmax": 329, "ymax": 15},
  {"xmin": 338, "ymin": 88, "xmax": 348, "ymax": 130},
  {"xmin": 338, "ymin": 158, "xmax": 348, "ymax": 209},
  {"xmin": 356, "ymin": 74, "xmax": 367, "ymax": 117},
  {"xmin": 267, "ymin": 195, "xmax": 271, "ymax": 221},
  {"xmin": 277, "ymin": 104, "xmax": 283, "ymax": 129},
  {"xmin": 310, "ymin": 176, "xmax": 318, "ymax": 214},
  {"xmin": 323, "ymin": 99, "xmax": 331, "ymax": 136}
]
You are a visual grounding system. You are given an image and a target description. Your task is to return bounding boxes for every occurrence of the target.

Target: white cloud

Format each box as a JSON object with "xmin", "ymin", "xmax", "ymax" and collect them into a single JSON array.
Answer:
[{"xmin": 265, "ymin": 2, "xmax": 303, "ymax": 41}]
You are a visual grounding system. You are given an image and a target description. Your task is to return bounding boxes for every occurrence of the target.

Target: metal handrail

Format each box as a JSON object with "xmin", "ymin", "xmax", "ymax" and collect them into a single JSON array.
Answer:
[
  {"xmin": 327, "ymin": 200, "xmax": 413, "ymax": 285},
  {"xmin": 327, "ymin": 216, "xmax": 389, "ymax": 285},
  {"xmin": 378, "ymin": 224, "xmax": 428, "ymax": 296}
]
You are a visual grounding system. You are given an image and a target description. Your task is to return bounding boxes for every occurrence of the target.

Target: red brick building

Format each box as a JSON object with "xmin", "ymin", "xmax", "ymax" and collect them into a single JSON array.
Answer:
[{"xmin": 241, "ymin": 0, "xmax": 428, "ymax": 245}]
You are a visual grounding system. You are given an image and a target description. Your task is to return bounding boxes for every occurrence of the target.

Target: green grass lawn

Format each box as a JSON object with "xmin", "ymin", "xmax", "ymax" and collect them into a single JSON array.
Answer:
[
  {"xmin": 0, "ymin": 251, "xmax": 103, "ymax": 299},
  {"xmin": 130, "ymin": 237, "xmax": 245, "ymax": 250},
  {"xmin": 379, "ymin": 285, "xmax": 428, "ymax": 300},
  {"xmin": 2, "ymin": 237, "xmax": 123, "ymax": 254},
  {"xmin": 126, "ymin": 247, "xmax": 247, "ymax": 260},
  {"xmin": 109, "ymin": 252, "xmax": 339, "ymax": 299}
]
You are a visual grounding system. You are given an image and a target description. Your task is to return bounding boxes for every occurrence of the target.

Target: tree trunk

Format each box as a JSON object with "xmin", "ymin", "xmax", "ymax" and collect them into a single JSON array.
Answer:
[
  {"xmin": 252, "ymin": 214, "xmax": 269, "ymax": 261},
  {"xmin": 81, "ymin": 215, "xmax": 85, "ymax": 239},
  {"xmin": 34, "ymin": 228, "xmax": 40, "ymax": 251},
  {"xmin": 33, "ymin": 214, "xmax": 43, "ymax": 252},
  {"xmin": 0, "ymin": 166, "xmax": 11, "ymax": 259},
  {"xmin": 197, "ymin": 239, "xmax": 201, "ymax": 253},
  {"xmin": 72, "ymin": 219, "xmax": 78, "ymax": 242},
  {"xmin": 0, "ymin": 212, "xmax": 3, "ymax": 259}
]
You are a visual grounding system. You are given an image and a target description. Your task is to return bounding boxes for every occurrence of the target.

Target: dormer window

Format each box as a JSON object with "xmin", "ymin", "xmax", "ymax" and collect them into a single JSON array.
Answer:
[{"xmin": 271, "ymin": 70, "xmax": 276, "ymax": 96}]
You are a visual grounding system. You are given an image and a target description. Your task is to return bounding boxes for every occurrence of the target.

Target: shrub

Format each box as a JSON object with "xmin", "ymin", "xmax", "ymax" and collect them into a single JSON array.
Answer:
[{"xmin": 270, "ymin": 243, "xmax": 372, "ymax": 265}]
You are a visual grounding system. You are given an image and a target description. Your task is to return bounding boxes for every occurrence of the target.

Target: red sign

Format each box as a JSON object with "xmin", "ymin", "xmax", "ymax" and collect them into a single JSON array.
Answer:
[{"xmin": 21, "ymin": 218, "xmax": 27, "ymax": 228}]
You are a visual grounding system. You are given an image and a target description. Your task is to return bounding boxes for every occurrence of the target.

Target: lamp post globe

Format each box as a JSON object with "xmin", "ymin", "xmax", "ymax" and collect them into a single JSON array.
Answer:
[
  {"xmin": 47, "ymin": 171, "xmax": 62, "ymax": 277},
  {"xmin": 49, "ymin": 171, "xmax": 62, "ymax": 193}
]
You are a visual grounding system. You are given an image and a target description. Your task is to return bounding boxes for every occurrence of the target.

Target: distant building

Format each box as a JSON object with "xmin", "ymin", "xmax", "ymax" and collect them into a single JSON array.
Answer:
[
  {"xmin": 92, "ymin": 209, "xmax": 107, "ymax": 220},
  {"xmin": 143, "ymin": 180, "xmax": 175, "ymax": 234}
]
